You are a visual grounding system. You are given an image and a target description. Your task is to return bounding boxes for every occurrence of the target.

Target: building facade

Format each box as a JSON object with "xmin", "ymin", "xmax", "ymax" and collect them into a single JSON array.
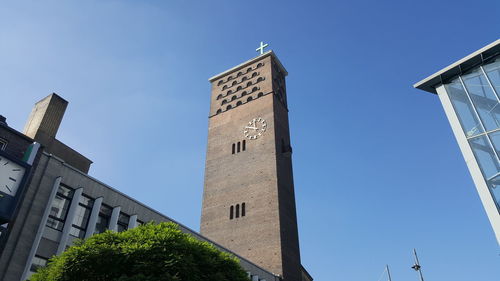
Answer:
[
  {"xmin": 0, "ymin": 94, "xmax": 280, "ymax": 281},
  {"xmin": 200, "ymin": 51, "xmax": 310, "ymax": 281},
  {"xmin": 414, "ymin": 39, "xmax": 500, "ymax": 244}
]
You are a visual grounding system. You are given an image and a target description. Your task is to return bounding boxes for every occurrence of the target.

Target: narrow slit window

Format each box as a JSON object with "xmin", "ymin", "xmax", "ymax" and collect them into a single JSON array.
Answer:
[
  {"xmin": 235, "ymin": 204, "xmax": 240, "ymax": 218},
  {"xmin": 232, "ymin": 143, "xmax": 235, "ymax": 154},
  {"xmin": 237, "ymin": 142, "xmax": 241, "ymax": 153},
  {"xmin": 242, "ymin": 140, "xmax": 246, "ymax": 151},
  {"xmin": 242, "ymin": 203, "xmax": 246, "ymax": 217},
  {"xmin": 230, "ymin": 206, "xmax": 234, "ymax": 220}
]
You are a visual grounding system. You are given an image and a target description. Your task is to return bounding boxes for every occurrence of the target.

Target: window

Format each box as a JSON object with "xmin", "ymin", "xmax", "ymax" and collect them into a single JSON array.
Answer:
[
  {"xmin": 233, "ymin": 140, "xmax": 247, "ymax": 154},
  {"xmin": 247, "ymin": 96, "xmax": 253, "ymax": 102},
  {"xmin": 247, "ymin": 67, "xmax": 252, "ymax": 72},
  {"xmin": 237, "ymin": 86, "xmax": 242, "ymax": 91},
  {"xmin": 46, "ymin": 185, "xmax": 74, "ymax": 231},
  {"xmin": 0, "ymin": 138, "xmax": 7, "ymax": 150},
  {"xmin": 247, "ymin": 82, "xmax": 252, "ymax": 87},
  {"xmin": 252, "ymin": 87, "xmax": 259, "ymax": 92},
  {"xmin": 217, "ymin": 80, "xmax": 223, "ymax": 86},
  {"xmin": 30, "ymin": 255, "xmax": 48, "ymax": 273},
  {"xmin": 227, "ymin": 90, "xmax": 233, "ymax": 95},
  {"xmin": 226, "ymin": 105, "xmax": 232, "ymax": 110},
  {"xmin": 221, "ymin": 99, "xmax": 227, "ymax": 105},
  {"xmin": 216, "ymin": 94, "xmax": 223, "ymax": 100},
  {"xmin": 232, "ymin": 81, "xmax": 237, "ymax": 86},
  {"xmin": 241, "ymin": 76, "xmax": 248, "ymax": 82},
  {"xmin": 230, "ymin": 203, "xmax": 246, "ymax": 220},
  {"xmin": 237, "ymin": 71, "xmax": 243, "ymax": 77},
  {"xmin": 252, "ymin": 72, "xmax": 258, "ymax": 78},
  {"xmin": 117, "ymin": 212, "xmax": 130, "ymax": 232},
  {"xmin": 231, "ymin": 95, "xmax": 237, "ymax": 101},
  {"xmin": 241, "ymin": 91, "xmax": 247, "ymax": 96},
  {"xmin": 236, "ymin": 101, "xmax": 242, "ymax": 106},
  {"xmin": 257, "ymin": 77, "xmax": 264, "ymax": 82},
  {"xmin": 222, "ymin": 85, "xmax": 228, "ymax": 90},
  {"xmin": 69, "ymin": 194, "xmax": 93, "ymax": 238},
  {"xmin": 216, "ymin": 109, "xmax": 222, "ymax": 114},
  {"xmin": 257, "ymin": 63, "xmax": 263, "ymax": 68},
  {"xmin": 257, "ymin": 92, "xmax": 264, "ymax": 98},
  {"xmin": 94, "ymin": 204, "xmax": 112, "ymax": 234}
]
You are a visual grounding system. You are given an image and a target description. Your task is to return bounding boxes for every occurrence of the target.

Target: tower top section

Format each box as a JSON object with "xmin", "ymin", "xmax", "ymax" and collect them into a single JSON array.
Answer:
[{"xmin": 209, "ymin": 50, "xmax": 288, "ymax": 83}]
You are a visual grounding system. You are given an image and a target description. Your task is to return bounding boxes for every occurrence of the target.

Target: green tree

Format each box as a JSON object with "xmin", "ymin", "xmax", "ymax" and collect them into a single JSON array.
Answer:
[{"xmin": 30, "ymin": 222, "xmax": 249, "ymax": 281}]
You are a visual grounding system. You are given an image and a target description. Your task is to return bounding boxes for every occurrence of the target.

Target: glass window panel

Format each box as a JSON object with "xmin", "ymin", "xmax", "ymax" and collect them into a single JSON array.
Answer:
[
  {"xmin": 69, "ymin": 226, "xmax": 86, "ymax": 238},
  {"xmin": 46, "ymin": 188, "xmax": 73, "ymax": 231},
  {"xmin": 483, "ymin": 56, "xmax": 500, "ymax": 95},
  {"xmin": 46, "ymin": 217, "xmax": 64, "ymax": 231},
  {"xmin": 445, "ymin": 79, "xmax": 484, "ymax": 137},
  {"xmin": 469, "ymin": 135, "xmax": 500, "ymax": 179},
  {"xmin": 118, "ymin": 212, "xmax": 130, "ymax": 224},
  {"xmin": 94, "ymin": 215, "xmax": 109, "ymax": 234},
  {"xmin": 79, "ymin": 195, "xmax": 94, "ymax": 207},
  {"xmin": 99, "ymin": 205, "xmax": 113, "ymax": 216},
  {"xmin": 48, "ymin": 195, "xmax": 71, "ymax": 220},
  {"xmin": 30, "ymin": 256, "xmax": 48, "ymax": 272},
  {"xmin": 486, "ymin": 179, "xmax": 500, "ymax": 213},
  {"xmin": 58, "ymin": 185, "xmax": 73, "ymax": 197},
  {"xmin": 489, "ymin": 131, "xmax": 500, "ymax": 157},
  {"xmin": 462, "ymin": 67, "xmax": 500, "ymax": 131},
  {"xmin": 72, "ymin": 205, "xmax": 91, "ymax": 229},
  {"xmin": 117, "ymin": 223, "xmax": 127, "ymax": 232}
]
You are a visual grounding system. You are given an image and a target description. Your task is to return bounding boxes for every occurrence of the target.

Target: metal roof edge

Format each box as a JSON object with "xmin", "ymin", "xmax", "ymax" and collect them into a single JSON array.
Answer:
[{"xmin": 414, "ymin": 39, "xmax": 500, "ymax": 94}]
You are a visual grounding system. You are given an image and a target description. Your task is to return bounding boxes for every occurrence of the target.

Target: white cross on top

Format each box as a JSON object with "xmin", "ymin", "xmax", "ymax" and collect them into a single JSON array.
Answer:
[{"xmin": 256, "ymin": 41, "xmax": 269, "ymax": 55}]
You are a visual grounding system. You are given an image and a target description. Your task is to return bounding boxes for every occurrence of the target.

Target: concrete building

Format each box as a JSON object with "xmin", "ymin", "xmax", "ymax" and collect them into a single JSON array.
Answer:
[
  {"xmin": 201, "ymin": 50, "xmax": 310, "ymax": 281},
  {"xmin": 0, "ymin": 94, "xmax": 282, "ymax": 281},
  {"xmin": 414, "ymin": 39, "xmax": 500, "ymax": 244}
]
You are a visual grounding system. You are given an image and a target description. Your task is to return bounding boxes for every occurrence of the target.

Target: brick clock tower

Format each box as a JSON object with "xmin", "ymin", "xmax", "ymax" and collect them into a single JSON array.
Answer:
[{"xmin": 201, "ymin": 46, "xmax": 310, "ymax": 281}]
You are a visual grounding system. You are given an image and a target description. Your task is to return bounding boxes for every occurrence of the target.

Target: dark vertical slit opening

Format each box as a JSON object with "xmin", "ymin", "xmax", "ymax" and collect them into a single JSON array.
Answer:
[
  {"xmin": 242, "ymin": 140, "xmax": 246, "ymax": 151},
  {"xmin": 230, "ymin": 206, "xmax": 234, "ymax": 220},
  {"xmin": 242, "ymin": 203, "xmax": 245, "ymax": 217},
  {"xmin": 237, "ymin": 142, "xmax": 241, "ymax": 153},
  {"xmin": 232, "ymin": 143, "xmax": 235, "ymax": 154},
  {"xmin": 235, "ymin": 204, "xmax": 240, "ymax": 218}
]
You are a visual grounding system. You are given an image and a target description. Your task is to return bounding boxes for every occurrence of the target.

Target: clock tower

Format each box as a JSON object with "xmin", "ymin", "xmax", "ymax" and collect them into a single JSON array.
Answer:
[{"xmin": 201, "ymin": 49, "xmax": 305, "ymax": 281}]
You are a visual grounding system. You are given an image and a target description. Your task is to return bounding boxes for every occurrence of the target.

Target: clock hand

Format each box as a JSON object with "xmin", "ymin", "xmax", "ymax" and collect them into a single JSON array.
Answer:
[
  {"xmin": 245, "ymin": 126, "xmax": 257, "ymax": 130},
  {"xmin": 5, "ymin": 185, "xmax": 11, "ymax": 193}
]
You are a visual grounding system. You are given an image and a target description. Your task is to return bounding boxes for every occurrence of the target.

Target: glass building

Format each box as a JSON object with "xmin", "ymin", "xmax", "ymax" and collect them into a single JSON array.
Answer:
[{"xmin": 415, "ymin": 39, "xmax": 500, "ymax": 244}]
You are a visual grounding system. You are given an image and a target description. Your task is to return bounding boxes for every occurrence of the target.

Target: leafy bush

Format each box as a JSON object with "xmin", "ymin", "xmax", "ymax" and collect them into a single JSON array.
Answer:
[{"xmin": 30, "ymin": 222, "xmax": 249, "ymax": 281}]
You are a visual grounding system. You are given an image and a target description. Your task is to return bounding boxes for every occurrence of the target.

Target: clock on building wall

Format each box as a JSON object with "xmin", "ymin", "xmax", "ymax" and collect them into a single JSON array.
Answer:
[
  {"xmin": 0, "ymin": 150, "xmax": 31, "ymax": 224},
  {"xmin": 244, "ymin": 117, "xmax": 267, "ymax": 140}
]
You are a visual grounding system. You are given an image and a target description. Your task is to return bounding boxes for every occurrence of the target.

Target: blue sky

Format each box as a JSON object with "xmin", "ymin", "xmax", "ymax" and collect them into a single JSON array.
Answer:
[{"xmin": 1, "ymin": 1, "xmax": 499, "ymax": 280}]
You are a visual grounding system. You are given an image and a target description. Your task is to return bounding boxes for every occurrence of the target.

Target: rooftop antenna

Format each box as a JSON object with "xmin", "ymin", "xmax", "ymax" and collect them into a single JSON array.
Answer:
[
  {"xmin": 386, "ymin": 264, "xmax": 393, "ymax": 281},
  {"xmin": 411, "ymin": 248, "xmax": 425, "ymax": 281}
]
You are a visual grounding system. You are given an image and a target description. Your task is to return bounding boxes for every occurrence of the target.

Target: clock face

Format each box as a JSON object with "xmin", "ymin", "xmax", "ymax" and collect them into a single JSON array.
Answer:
[
  {"xmin": 0, "ymin": 157, "xmax": 26, "ymax": 196},
  {"xmin": 244, "ymin": 117, "xmax": 267, "ymax": 140}
]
